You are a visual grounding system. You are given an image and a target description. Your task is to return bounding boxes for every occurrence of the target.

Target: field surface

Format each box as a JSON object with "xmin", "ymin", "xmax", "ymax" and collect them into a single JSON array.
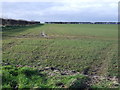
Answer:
[{"xmin": 2, "ymin": 24, "xmax": 119, "ymax": 88}]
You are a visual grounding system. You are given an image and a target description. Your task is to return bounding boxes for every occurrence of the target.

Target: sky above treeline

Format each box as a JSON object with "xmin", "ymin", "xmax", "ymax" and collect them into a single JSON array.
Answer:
[{"xmin": 1, "ymin": 0, "xmax": 119, "ymax": 22}]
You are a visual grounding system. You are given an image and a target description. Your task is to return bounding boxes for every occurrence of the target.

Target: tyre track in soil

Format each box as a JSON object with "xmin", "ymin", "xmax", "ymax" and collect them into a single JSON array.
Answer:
[
  {"xmin": 82, "ymin": 44, "xmax": 119, "ymax": 87},
  {"xmin": 89, "ymin": 44, "xmax": 115, "ymax": 76}
]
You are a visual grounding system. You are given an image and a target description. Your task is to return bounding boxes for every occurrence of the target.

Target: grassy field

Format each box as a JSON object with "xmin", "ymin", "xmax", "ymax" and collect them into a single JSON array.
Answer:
[{"xmin": 2, "ymin": 24, "xmax": 119, "ymax": 88}]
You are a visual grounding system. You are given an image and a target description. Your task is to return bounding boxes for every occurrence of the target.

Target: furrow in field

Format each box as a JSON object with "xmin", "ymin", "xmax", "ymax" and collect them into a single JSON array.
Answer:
[{"xmin": 3, "ymin": 34, "xmax": 117, "ymax": 41}]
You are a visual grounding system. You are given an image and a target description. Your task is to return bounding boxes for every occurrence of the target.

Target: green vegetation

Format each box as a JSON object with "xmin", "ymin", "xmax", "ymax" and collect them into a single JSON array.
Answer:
[
  {"xmin": 2, "ymin": 24, "xmax": 119, "ymax": 88},
  {"xmin": 2, "ymin": 65, "xmax": 89, "ymax": 88}
]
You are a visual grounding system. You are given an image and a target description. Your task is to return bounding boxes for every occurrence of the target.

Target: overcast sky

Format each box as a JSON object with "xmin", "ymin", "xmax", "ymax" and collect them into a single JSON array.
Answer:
[{"xmin": 1, "ymin": 0, "xmax": 119, "ymax": 22}]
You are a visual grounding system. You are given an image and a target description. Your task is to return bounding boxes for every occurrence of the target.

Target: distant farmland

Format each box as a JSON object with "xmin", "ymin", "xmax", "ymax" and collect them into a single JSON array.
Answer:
[{"xmin": 2, "ymin": 24, "xmax": 119, "ymax": 88}]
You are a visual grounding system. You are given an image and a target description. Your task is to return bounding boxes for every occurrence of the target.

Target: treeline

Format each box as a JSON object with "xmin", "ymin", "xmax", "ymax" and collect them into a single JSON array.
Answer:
[
  {"xmin": 45, "ymin": 22, "xmax": 118, "ymax": 24},
  {"xmin": 0, "ymin": 18, "xmax": 40, "ymax": 26}
]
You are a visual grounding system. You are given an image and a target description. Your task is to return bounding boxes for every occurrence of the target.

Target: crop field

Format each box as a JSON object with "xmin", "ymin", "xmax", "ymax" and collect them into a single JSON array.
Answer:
[{"xmin": 2, "ymin": 24, "xmax": 119, "ymax": 88}]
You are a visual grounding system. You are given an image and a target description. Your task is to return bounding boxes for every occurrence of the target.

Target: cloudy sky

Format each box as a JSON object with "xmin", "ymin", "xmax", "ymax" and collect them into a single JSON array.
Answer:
[{"xmin": 1, "ymin": 0, "xmax": 119, "ymax": 22}]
